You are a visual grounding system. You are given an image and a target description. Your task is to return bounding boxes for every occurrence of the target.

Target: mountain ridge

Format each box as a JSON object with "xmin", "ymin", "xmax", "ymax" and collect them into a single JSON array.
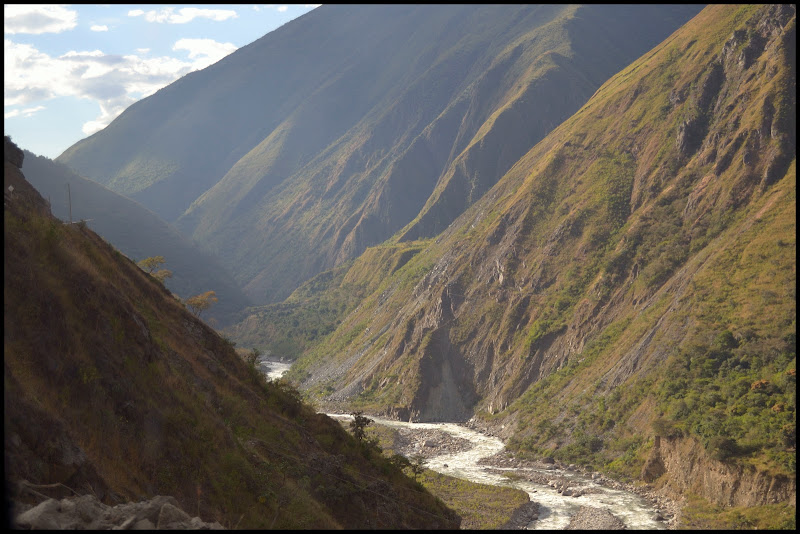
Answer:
[{"xmin": 57, "ymin": 4, "xmax": 704, "ymax": 304}]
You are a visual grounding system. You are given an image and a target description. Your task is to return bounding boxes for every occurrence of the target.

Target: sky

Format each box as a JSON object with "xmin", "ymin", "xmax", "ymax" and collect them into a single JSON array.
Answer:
[{"xmin": 4, "ymin": 4, "xmax": 320, "ymax": 159}]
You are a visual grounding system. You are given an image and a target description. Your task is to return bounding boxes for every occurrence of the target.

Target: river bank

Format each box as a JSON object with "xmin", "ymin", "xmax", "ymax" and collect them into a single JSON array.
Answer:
[{"xmin": 461, "ymin": 417, "xmax": 683, "ymax": 529}]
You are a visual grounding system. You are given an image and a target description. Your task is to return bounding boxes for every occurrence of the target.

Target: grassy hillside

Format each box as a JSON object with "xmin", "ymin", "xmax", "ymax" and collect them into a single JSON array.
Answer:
[
  {"xmin": 289, "ymin": 3, "xmax": 796, "ymax": 514},
  {"xmin": 57, "ymin": 5, "xmax": 702, "ymax": 305},
  {"xmin": 21, "ymin": 151, "xmax": 251, "ymax": 326},
  {"xmin": 3, "ymin": 137, "xmax": 459, "ymax": 529}
]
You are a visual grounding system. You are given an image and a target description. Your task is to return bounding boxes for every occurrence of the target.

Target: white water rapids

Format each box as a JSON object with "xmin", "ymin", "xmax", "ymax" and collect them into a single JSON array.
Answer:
[
  {"xmin": 258, "ymin": 360, "xmax": 666, "ymax": 529},
  {"xmin": 260, "ymin": 358, "xmax": 292, "ymax": 380}
]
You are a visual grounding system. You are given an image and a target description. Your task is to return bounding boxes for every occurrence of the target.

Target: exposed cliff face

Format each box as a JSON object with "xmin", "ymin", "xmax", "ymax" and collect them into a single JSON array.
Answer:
[
  {"xmin": 292, "ymin": 4, "xmax": 796, "ymax": 510},
  {"xmin": 645, "ymin": 436, "xmax": 796, "ymax": 508}
]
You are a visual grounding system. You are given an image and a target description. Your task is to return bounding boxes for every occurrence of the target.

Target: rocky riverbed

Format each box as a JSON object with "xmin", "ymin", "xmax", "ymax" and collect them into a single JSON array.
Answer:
[
  {"xmin": 477, "ymin": 449, "xmax": 682, "ymax": 528},
  {"xmin": 391, "ymin": 426, "xmax": 476, "ymax": 459},
  {"xmin": 370, "ymin": 417, "xmax": 682, "ymax": 530}
]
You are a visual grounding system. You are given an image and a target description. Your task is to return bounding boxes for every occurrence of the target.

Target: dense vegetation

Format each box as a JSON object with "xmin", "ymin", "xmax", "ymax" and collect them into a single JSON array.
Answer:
[{"xmin": 501, "ymin": 3, "xmax": 797, "ymax": 480}]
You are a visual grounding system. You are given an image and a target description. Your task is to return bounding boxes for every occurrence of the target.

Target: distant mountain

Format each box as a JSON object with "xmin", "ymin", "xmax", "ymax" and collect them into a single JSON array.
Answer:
[
  {"xmin": 20, "ymin": 151, "xmax": 251, "ymax": 326},
  {"xmin": 4, "ymin": 136, "xmax": 459, "ymax": 529},
  {"xmin": 57, "ymin": 4, "xmax": 704, "ymax": 304},
  {"xmin": 289, "ymin": 3, "xmax": 796, "ymax": 513}
]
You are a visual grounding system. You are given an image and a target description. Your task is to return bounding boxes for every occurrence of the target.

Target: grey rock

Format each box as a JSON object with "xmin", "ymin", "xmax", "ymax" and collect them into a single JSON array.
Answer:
[
  {"xmin": 157, "ymin": 502, "xmax": 192, "ymax": 528},
  {"xmin": 566, "ymin": 506, "xmax": 626, "ymax": 530},
  {"xmin": 15, "ymin": 498, "xmax": 62, "ymax": 530},
  {"xmin": 12, "ymin": 494, "xmax": 224, "ymax": 530},
  {"xmin": 112, "ymin": 516, "xmax": 136, "ymax": 530},
  {"xmin": 133, "ymin": 518, "xmax": 156, "ymax": 530}
]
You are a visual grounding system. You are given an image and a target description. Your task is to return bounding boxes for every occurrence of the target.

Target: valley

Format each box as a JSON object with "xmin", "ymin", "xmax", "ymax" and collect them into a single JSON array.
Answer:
[{"xmin": 5, "ymin": 3, "xmax": 795, "ymax": 530}]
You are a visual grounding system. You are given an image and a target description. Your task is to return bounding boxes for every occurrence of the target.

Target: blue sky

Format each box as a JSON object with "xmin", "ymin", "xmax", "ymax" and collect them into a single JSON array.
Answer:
[{"xmin": 4, "ymin": 4, "xmax": 319, "ymax": 159}]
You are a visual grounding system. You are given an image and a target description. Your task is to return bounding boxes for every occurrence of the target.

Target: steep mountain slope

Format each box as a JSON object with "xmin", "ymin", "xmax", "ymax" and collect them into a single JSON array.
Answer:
[
  {"xmin": 3, "ymin": 137, "xmax": 459, "ymax": 529},
  {"xmin": 57, "ymin": 4, "xmax": 703, "ymax": 304},
  {"xmin": 290, "ymin": 3, "xmax": 795, "ymax": 508},
  {"xmin": 20, "ymin": 151, "xmax": 251, "ymax": 326}
]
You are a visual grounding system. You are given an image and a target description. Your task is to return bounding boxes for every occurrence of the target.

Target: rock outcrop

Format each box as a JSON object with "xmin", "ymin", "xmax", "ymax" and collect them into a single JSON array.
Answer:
[{"xmin": 644, "ymin": 435, "xmax": 797, "ymax": 508}]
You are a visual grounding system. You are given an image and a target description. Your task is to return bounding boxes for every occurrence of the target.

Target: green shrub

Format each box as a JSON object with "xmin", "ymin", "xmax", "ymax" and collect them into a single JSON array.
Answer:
[{"xmin": 706, "ymin": 435, "xmax": 740, "ymax": 461}]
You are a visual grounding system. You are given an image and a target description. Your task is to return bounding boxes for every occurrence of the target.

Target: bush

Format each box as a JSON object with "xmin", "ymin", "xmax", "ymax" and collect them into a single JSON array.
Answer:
[
  {"xmin": 652, "ymin": 416, "xmax": 682, "ymax": 438},
  {"xmin": 707, "ymin": 435, "xmax": 740, "ymax": 461}
]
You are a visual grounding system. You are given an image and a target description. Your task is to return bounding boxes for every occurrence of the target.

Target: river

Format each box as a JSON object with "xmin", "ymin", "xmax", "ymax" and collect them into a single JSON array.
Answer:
[
  {"xmin": 327, "ymin": 414, "xmax": 670, "ymax": 530},
  {"xmin": 259, "ymin": 358, "xmax": 292, "ymax": 380},
  {"xmin": 258, "ymin": 362, "xmax": 668, "ymax": 529}
]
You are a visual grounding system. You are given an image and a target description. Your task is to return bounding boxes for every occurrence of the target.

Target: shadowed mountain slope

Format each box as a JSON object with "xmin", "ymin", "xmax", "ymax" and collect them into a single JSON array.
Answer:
[
  {"xmin": 57, "ymin": 4, "xmax": 703, "ymax": 304},
  {"xmin": 3, "ymin": 137, "xmax": 459, "ymax": 529},
  {"xmin": 289, "ymin": 3, "xmax": 795, "ymax": 510},
  {"xmin": 20, "ymin": 151, "xmax": 251, "ymax": 326}
]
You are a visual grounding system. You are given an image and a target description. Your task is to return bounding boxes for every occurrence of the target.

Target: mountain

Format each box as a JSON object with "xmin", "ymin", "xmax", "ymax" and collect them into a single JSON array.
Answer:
[
  {"xmin": 3, "ymin": 136, "xmax": 459, "ymax": 529},
  {"xmin": 289, "ymin": 3, "xmax": 796, "ymax": 513},
  {"xmin": 57, "ymin": 4, "xmax": 704, "ymax": 304},
  {"xmin": 20, "ymin": 151, "xmax": 251, "ymax": 326}
]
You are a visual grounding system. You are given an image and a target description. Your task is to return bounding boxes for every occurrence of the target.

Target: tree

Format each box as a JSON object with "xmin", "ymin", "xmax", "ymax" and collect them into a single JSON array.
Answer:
[
  {"xmin": 138, "ymin": 255, "xmax": 172, "ymax": 285},
  {"xmin": 409, "ymin": 454, "xmax": 427, "ymax": 481},
  {"xmin": 246, "ymin": 347, "xmax": 261, "ymax": 367},
  {"xmin": 185, "ymin": 290, "xmax": 218, "ymax": 317},
  {"xmin": 137, "ymin": 255, "xmax": 165, "ymax": 274},
  {"xmin": 153, "ymin": 269, "xmax": 173, "ymax": 283},
  {"xmin": 350, "ymin": 411, "xmax": 373, "ymax": 442},
  {"xmin": 389, "ymin": 453, "xmax": 411, "ymax": 470}
]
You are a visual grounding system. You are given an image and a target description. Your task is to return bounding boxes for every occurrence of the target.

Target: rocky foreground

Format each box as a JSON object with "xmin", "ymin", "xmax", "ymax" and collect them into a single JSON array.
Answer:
[{"xmin": 11, "ymin": 494, "xmax": 223, "ymax": 530}]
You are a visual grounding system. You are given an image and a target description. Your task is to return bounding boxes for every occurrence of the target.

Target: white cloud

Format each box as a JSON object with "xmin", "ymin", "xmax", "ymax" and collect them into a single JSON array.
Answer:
[
  {"xmin": 136, "ymin": 48, "xmax": 151, "ymax": 54},
  {"xmin": 61, "ymin": 50, "xmax": 106, "ymax": 58},
  {"xmin": 90, "ymin": 24, "xmax": 109, "ymax": 32},
  {"xmin": 5, "ymin": 105, "xmax": 46, "ymax": 119},
  {"xmin": 277, "ymin": 6, "xmax": 289, "ymax": 13},
  {"xmin": 128, "ymin": 7, "xmax": 238, "ymax": 24},
  {"xmin": 173, "ymin": 38, "xmax": 237, "ymax": 67},
  {"xmin": 4, "ymin": 5, "xmax": 78, "ymax": 34},
  {"xmin": 81, "ymin": 100, "xmax": 129, "ymax": 135},
  {"xmin": 4, "ymin": 38, "xmax": 228, "ymax": 134}
]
